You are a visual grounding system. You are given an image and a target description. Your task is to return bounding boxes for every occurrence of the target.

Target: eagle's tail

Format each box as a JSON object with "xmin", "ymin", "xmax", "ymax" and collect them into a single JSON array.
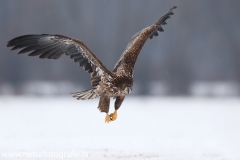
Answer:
[{"xmin": 72, "ymin": 88, "xmax": 99, "ymax": 100}]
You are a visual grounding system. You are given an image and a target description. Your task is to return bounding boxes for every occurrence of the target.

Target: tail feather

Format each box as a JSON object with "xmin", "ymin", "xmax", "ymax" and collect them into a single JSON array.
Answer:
[{"xmin": 72, "ymin": 88, "xmax": 99, "ymax": 100}]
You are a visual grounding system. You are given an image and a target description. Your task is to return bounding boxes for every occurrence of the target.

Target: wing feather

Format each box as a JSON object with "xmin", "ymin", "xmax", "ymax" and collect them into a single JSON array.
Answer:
[
  {"xmin": 113, "ymin": 6, "xmax": 177, "ymax": 75},
  {"xmin": 7, "ymin": 34, "xmax": 113, "ymax": 86}
]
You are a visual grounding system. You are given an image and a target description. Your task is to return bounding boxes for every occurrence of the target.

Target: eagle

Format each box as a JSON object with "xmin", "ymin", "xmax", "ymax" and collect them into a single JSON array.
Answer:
[{"xmin": 7, "ymin": 6, "xmax": 177, "ymax": 123}]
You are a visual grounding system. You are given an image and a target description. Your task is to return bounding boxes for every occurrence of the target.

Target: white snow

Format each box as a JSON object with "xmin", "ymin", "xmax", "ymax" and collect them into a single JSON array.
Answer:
[{"xmin": 0, "ymin": 96, "xmax": 240, "ymax": 160}]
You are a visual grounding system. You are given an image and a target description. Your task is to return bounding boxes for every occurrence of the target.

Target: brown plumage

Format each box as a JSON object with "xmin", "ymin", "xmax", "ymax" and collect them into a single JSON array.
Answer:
[{"xmin": 7, "ymin": 6, "xmax": 177, "ymax": 123}]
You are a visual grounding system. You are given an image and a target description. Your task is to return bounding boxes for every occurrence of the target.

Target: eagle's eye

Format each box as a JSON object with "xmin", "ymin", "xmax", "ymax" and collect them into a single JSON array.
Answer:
[{"xmin": 124, "ymin": 87, "xmax": 132, "ymax": 94}]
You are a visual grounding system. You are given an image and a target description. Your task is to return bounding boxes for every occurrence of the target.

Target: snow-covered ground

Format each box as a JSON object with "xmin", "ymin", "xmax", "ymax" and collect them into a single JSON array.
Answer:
[{"xmin": 0, "ymin": 96, "xmax": 240, "ymax": 160}]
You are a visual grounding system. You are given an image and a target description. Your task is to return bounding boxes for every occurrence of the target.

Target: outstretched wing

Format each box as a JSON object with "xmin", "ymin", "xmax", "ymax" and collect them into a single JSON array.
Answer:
[
  {"xmin": 113, "ymin": 6, "xmax": 177, "ymax": 75},
  {"xmin": 7, "ymin": 34, "xmax": 113, "ymax": 87}
]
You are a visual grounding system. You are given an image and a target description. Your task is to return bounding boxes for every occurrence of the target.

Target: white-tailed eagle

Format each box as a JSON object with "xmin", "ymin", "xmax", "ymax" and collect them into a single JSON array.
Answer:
[{"xmin": 7, "ymin": 6, "xmax": 177, "ymax": 123}]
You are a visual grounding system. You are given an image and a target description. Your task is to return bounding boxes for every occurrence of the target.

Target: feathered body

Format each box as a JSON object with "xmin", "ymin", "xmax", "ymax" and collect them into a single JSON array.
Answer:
[{"xmin": 7, "ymin": 6, "xmax": 177, "ymax": 122}]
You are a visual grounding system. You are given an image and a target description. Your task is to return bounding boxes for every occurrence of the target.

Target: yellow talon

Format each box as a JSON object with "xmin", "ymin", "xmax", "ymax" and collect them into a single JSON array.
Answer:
[
  {"xmin": 105, "ymin": 113, "xmax": 111, "ymax": 123},
  {"xmin": 109, "ymin": 110, "xmax": 117, "ymax": 121}
]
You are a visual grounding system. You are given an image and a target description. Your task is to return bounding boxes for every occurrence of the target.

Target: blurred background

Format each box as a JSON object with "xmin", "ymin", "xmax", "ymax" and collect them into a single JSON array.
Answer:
[
  {"xmin": 0, "ymin": 0, "xmax": 240, "ymax": 97},
  {"xmin": 1, "ymin": 1, "xmax": 240, "ymax": 159}
]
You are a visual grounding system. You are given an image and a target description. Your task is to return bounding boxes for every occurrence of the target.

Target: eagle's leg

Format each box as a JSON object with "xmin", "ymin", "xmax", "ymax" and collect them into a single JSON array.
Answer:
[
  {"xmin": 98, "ymin": 95, "xmax": 111, "ymax": 123},
  {"xmin": 110, "ymin": 96, "xmax": 125, "ymax": 121}
]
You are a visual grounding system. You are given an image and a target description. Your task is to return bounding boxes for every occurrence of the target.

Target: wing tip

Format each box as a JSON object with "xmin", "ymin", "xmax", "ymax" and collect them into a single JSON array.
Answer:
[
  {"xmin": 172, "ymin": 6, "xmax": 177, "ymax": 10},
  {"xmin": 150, "ymin": 6, "xmax": 177, "ymax": 40}
]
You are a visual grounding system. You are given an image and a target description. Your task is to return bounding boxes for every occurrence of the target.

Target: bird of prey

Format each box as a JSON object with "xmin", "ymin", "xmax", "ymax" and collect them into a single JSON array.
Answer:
[{"xmin": 7, "ymin": 6, "xmax": 177, "ymax": 123}]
